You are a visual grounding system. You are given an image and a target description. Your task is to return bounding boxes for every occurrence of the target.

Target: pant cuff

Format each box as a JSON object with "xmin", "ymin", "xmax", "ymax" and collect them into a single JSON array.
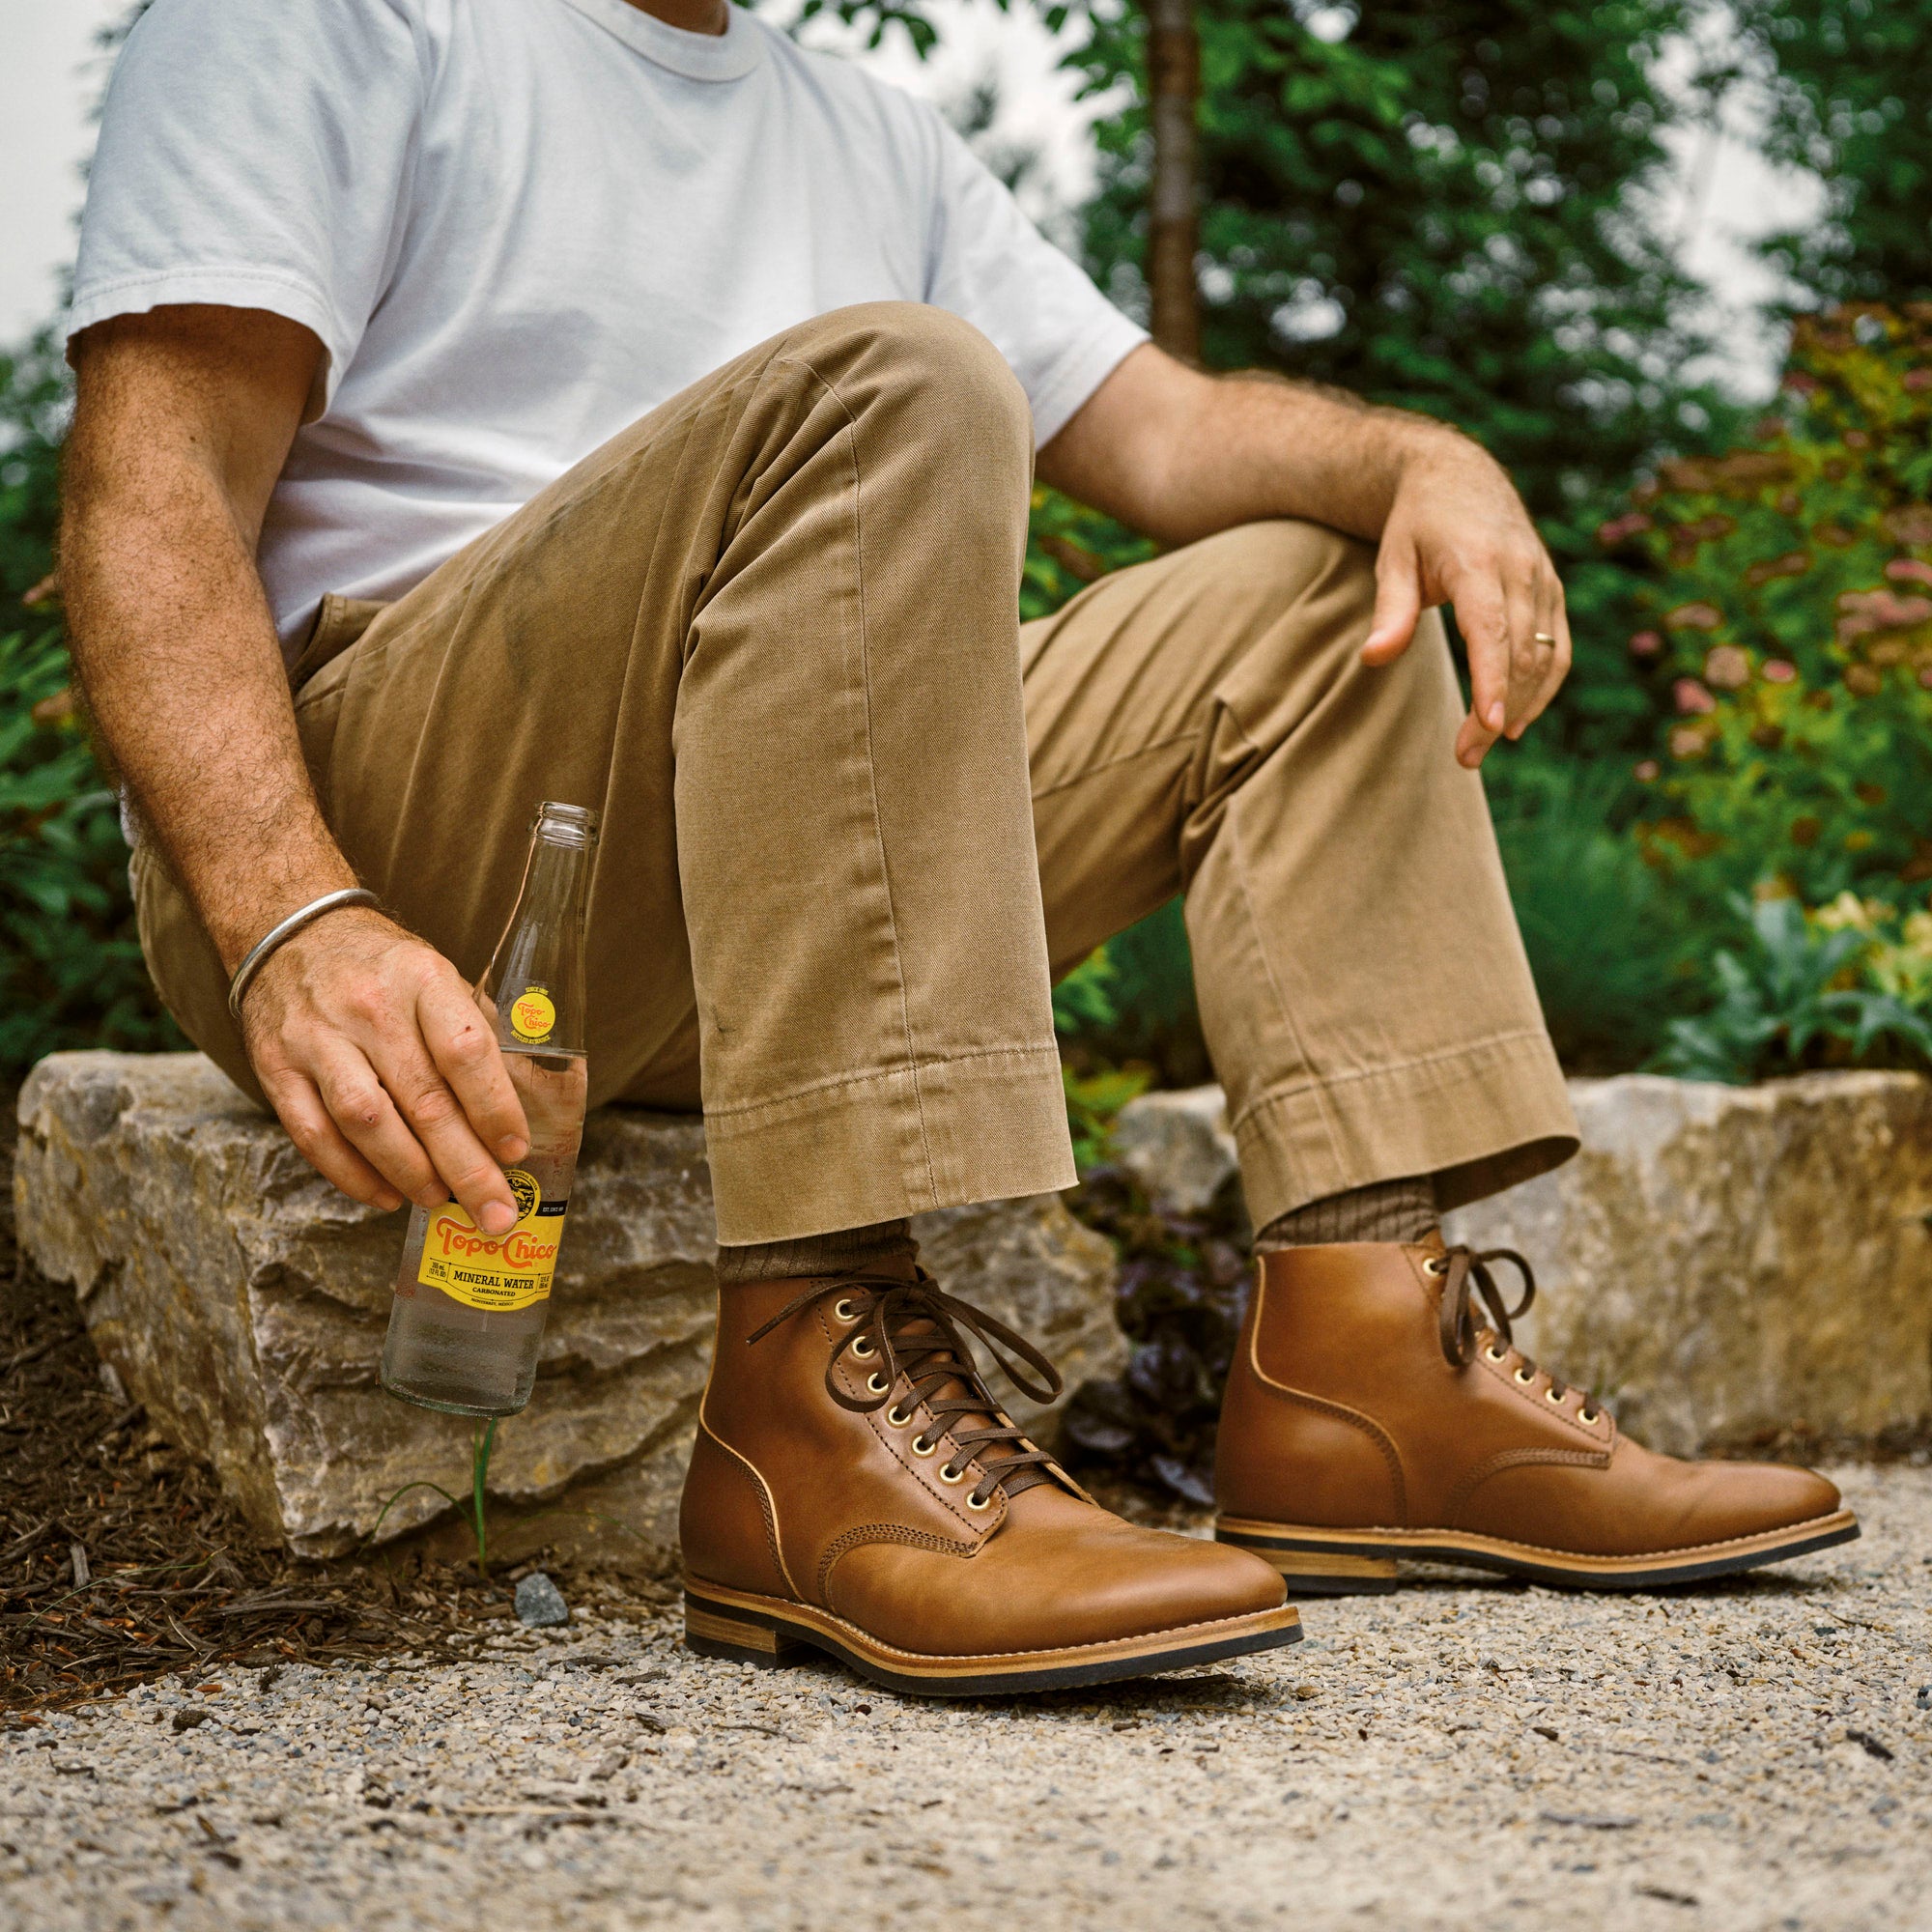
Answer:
[
  {"xmin": 703, "ymin": 1045, "xmax": 1076, "ymax": 1245},
  {"xmin": 1230, "ymin": 1028, "xmax": 1578, "ymax": 1232}
]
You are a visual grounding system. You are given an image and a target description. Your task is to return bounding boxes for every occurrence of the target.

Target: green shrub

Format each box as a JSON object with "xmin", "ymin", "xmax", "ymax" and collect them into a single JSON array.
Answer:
[
  {"xmin": 1605, "ymin": 305, "xmax": 1932, "ymax": 923},
  {"xmin": 0, "ymin": 331, "xmax": 180, "ymax": 1075},
  {"xmin": 1484, "ymin": 753, "xmax": 1703, "ymax": 1071},
  {"xmin": 1586, "ymin": 303, "xmax": 1932, "ymax": 1079},
  {"xmin": 1657, "ymin": 893, "xmax": 1932, "ymax": 1083},
  {"xmin": 1021, "ymin": 484, "xmax": 1156, "ymax": 625}
]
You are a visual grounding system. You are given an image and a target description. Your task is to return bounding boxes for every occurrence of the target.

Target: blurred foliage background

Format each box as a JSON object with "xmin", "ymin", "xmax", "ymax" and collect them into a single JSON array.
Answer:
[{"xmin": 4, "ymin": 0, "xmax": 1931, "ymax": 1101}]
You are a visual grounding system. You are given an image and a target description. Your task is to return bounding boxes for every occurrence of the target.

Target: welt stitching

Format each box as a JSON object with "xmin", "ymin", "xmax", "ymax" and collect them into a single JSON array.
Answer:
[
  {"xmin": 816, "ymin": 1522, "xmax": 980, "ymax": 1603},
  {"xmin": 1442, "ymin": 1445, "xmax": 1612, "ymax": 1522}
]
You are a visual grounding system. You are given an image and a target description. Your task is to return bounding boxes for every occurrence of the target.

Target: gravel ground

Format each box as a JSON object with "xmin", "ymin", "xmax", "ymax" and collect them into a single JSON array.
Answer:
[{"xmin": 4, "ymin": 1464, "xmax": 1928, "ymax": 1932}]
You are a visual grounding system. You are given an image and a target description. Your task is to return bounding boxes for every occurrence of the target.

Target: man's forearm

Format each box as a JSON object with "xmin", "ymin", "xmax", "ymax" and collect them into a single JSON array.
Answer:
[
  {"xmin": 1039, "ymin": 346, "xmax": 1487, "ymax": 550},
  {"xmin": 1152, "ymin": 370, "xmax": 1476, "ymax": 547},
  {"xmin": 65, "ymin": 451, "xmax": 355, "ymax": 974},
  {"xmin": 1041, "ymin": 339, "xmax": 1570, "ymax": 766}
]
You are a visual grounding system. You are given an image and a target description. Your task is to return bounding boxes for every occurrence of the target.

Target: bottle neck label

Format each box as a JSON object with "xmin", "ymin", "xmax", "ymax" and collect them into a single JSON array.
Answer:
[{"xmin": 508, "ymin": 984, "xmax": 558, "ymax": 1045}]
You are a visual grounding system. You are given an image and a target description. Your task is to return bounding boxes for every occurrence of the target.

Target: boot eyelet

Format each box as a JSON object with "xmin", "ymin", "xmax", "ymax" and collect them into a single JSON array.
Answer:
[
  {"xmin": 1514, "ymin": 1367, "xmax": 1535, "ymax": 1385},
  {"xmin": 937, "ymin": 1462, "xmax": 966, "ymax": 1485},
  {"xmin": 1579, "ymin": 1407, "xmax": 1600, "ymax": 1426},
  {"xmin": 867, "ymin": 1372, "xmax": 889, "ymax": 1395},
  {"xmin": 1484, "ymin": 1346, "xmax": 1507, "ymax": 1364},
  {"xmin": 850, "ymin": 1337, "xmax": 876, "ymax": 1358},
  {"xmin": 965, "ymin": 1491, "xmax": 993, "ymax": 1511},
  {"xmin": 1423, "ymin": 1257, "xmax": 1448, "ymax": 1277},
  {"xmin": 1545, "ymin": 1386, "xmax": 1567, "ymax": 1406},
  {"xmin": 885, "ymin": 1404, "xmax": 912, "ymax": 1428},
  {"xmin": 910, "ymin": 1435, "xmax": 936, "ymax": 1457},
  {"xmin": 833, "ymin": 1298, "xmax": 856, "ymax": 1322}
]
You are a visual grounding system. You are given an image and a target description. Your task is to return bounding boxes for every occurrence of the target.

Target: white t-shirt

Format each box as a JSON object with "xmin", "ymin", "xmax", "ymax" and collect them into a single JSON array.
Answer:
[{"xmin": 71, "ymin": 0, "xmax": 1145, "ymax": 653}]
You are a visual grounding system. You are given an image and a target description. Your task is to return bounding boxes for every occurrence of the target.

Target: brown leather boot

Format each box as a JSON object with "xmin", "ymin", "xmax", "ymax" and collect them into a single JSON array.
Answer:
[
  {"xmin": 1214, "ymin": 1236, "xmax": 1859, "ymax": 1592},
  {"xmin": 680, "ymin": 1264, "xmax": 1298, "ymax": 1694}
]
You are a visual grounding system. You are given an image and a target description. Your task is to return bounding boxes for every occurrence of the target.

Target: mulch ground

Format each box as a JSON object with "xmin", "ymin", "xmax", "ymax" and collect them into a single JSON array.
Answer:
[
  {"xmin": 0, "ymin": 1255, "xmax": 498, "ymax": 1719},
  {"xmin": 0, "ymin": 1098, "xmax": 671, "ymax": 1720}
]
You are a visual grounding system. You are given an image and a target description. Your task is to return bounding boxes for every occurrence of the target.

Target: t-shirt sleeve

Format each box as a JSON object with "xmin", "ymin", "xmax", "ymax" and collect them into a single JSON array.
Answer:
[
  {"xmin": 919, "ymin": 109, "xmax": 1147, "ymax": 447},
  {"xmin": 69, "ymin": 0, "xmax": 425, "ymax": 420}
]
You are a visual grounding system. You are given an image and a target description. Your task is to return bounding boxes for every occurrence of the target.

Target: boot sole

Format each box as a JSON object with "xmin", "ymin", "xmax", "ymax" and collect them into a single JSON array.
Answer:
[
  {"xmin": 1214, "ymin": 1509, "xmax": 1861, "ymax": 1594},
  {"xmin": 682, "ymin": 1577, "xmax": 1302, "ymax": 1697}
]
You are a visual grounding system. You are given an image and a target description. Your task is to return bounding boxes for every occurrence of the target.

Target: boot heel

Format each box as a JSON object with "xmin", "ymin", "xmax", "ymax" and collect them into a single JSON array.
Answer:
[
  {"xmin": 684, "ymin": 1594, "xmax": 810, "ymax": 1667},
  {"xmin": 1216, "ymin": 1524, "xmax": 1401, "ymax": 1596}
]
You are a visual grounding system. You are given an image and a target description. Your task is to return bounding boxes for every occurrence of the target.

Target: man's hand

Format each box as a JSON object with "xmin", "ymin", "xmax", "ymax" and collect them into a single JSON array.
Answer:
[
  {"xmin": 1361, "ymin": 437, "xmax": 1571, "ymax": 768},
  {"xmin": 64, "ymin": 304, "xmax": 527, "ymax": 1230},
  {"xmin": 1038, "ymin": 344, "xmax": 1572, "ymax": 766},
  {"xmin": 242, "ymin": 910, "xmax": 530, "ymax": 1232}
]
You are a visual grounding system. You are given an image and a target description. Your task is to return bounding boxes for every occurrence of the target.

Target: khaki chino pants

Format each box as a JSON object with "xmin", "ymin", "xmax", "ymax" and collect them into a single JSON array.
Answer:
[{"xmin": 136, "ymin": 303, "xmax": 1577, "ymax": 1245}]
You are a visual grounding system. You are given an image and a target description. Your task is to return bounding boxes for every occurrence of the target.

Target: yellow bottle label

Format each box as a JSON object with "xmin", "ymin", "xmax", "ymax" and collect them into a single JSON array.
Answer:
[
  {"xmin": 416, "ymin": 1170, "xmax": 567, "ymax": 1312},
  {"xmin": 510, "ymin": 985, "xmax": 557, "ymax": 1043}
]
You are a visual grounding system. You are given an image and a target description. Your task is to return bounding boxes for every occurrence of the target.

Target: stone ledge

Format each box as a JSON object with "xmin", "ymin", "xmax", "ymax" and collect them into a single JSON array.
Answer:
[
  {"xmin": 1116, "ymin": 1069, "xmax": 1932, "ymax": 1457},
  {"xmin": 14, "ymin": 1052, "xmax": 1123, "ymax": 1569}
]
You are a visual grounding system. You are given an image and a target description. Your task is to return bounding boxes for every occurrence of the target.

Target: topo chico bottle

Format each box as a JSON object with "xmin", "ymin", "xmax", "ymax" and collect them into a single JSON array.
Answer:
[{"xmin": 380, "ymin": 801, "xmax": 596, "ymax": 1416}]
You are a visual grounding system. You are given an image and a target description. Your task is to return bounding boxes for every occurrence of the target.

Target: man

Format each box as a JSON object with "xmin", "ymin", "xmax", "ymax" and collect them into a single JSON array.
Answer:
[{"xmin": 63, "ymin": 0, "xmax": 1853, "ymax": 1695}]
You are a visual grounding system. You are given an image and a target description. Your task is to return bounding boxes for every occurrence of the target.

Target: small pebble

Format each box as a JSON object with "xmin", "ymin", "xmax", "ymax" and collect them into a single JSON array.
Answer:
[{"xmin": 514, "ymin": 1573, "xmax": 570, "ymax": 1629}]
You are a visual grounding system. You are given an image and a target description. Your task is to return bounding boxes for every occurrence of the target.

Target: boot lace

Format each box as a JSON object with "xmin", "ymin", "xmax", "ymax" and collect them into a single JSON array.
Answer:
[
  {"xmin": 1427, "ymin": 1245, "xmax": 1602, "ymax": 1425},
  {"xmin": 746, "ymin": 1269, "xmax": 1065, "ymax": 1509}
]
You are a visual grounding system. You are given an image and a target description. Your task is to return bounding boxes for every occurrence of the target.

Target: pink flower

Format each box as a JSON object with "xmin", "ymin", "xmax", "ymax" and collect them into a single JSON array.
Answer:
[
  {"xmin": 1634, "ymin": 759, "xmax": 1661, "ymax": 781},
  {"xmin": 1704, "ymin": 645, "xmax": 1750, "ymax": 690},
  {"xmin": 1885, "ymin": 557, "xmax": 1932, "ymax": 587},
  {"xmin": 1597, "ymin": 512, "xmax": 1654, "ymax": 547},
  {"xmin": 1663, "ymin": 602, "xmax": 1723, "ymax": 632},
  {"xmin": 1674, "ymin": 678, "xmax": 1717, "ymax": 715},
  {"xmin": 1668, "ymin": 725, "xmax": 1710, "ymax": 759},
  {"xmin": 1904, "ymin": 369, "xmax": 1932, "ymax": 392},
  {"xmin": 1884, "ymin": 506, "xmax": 1932, "ymax": 544},
  {"xmin": 1761, "ymin": 659, "xmax": 1798, "ymax": 684},
  {"xmin": 1628, "ymin": 630, "xmax": 1663, "ymax": 656}
]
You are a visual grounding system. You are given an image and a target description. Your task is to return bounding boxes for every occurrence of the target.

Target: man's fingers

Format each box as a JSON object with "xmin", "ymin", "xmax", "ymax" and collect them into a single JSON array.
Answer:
[
  {"xmin": 1362, "ymin": 535, "xmax": 1424, "ymax": 666},
  {"xmin": 1450, "ymin": 575, "xmax": 1511, "ymax": 739},
  {"xmin": 1455, "ymin": 709, "xmax": 1501, "ymax": 769},
  {"xmin": 1513, "ymin": 577, "xmax": 1574, "ymax": 739},
  {"xmin": 417, "ymin": 973, "xmax": 530, "ymax": 1162},
  {"xmin": 262, "ymin": 1067, "xmax": 405, "ymax": 1212},
  {"xmin": 366, "ymin": 1030, "xmax": 521, "ymax": 1234},
  {"xmin": 311, "ymin": 1040, "xmax": 445, "ymax": 1209},
  {"xmin": 1500, "ymin": 564, "xmax": 1545, "ymax": 730}
]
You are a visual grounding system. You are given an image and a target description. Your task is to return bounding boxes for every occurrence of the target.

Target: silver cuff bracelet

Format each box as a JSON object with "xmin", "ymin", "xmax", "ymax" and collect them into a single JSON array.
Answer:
[{"xmin": 226, "ymin": 887, "xmax": 382, "ymax": 1022}]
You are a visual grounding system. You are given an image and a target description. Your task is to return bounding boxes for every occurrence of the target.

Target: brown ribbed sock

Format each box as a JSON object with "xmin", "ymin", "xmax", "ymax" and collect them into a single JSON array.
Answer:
[
  {"xmin": 1256, "ymin": 1175, "xmax": 1436, "ymax": 1249},
  {"xmin": 714, "ymin": 1217, "xmax": 917, "ymax": 1287}
]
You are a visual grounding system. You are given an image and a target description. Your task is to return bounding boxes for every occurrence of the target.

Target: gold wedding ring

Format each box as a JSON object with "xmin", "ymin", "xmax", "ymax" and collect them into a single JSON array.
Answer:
[{"xmin": 1532, "ymin": 631, "xmax": 1558, "ymax": 646}]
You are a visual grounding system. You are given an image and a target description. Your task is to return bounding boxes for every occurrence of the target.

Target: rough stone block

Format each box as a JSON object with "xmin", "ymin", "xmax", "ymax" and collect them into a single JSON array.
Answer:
[
  {"xmin": 14, "ymin": 1053, "xmax": 1122, "ymax": 1570},
  {"xmin": 1118, "ymin": 1071, "xmax": 1931, "ymax": 1457},
  {"xmin": 1442, "ymin": 1072, "xmax": 1932, "ymax": 1455},
  {"xmin": 1111, "ymin": 1084, "xmax": 1239, "ymax": 1215}
]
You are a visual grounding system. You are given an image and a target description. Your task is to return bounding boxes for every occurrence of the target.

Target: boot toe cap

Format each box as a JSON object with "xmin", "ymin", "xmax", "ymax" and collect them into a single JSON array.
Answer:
[{"xmin": 1694, "ymin": 1460, "xmax": 1844, "ymax": 1544}]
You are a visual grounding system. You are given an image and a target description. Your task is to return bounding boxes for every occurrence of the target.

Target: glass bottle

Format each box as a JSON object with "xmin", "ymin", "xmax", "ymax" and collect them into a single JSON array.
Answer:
[{"xmin": 380, "ymin": 802, "xmax": 596, "ymax": 1415}]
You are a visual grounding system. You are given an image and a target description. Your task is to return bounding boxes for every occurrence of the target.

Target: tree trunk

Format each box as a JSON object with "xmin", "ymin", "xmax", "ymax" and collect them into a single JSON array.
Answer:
[{"xmin": 1144, "ymin": 0, "xmax": 1202, "ymax": 362}]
